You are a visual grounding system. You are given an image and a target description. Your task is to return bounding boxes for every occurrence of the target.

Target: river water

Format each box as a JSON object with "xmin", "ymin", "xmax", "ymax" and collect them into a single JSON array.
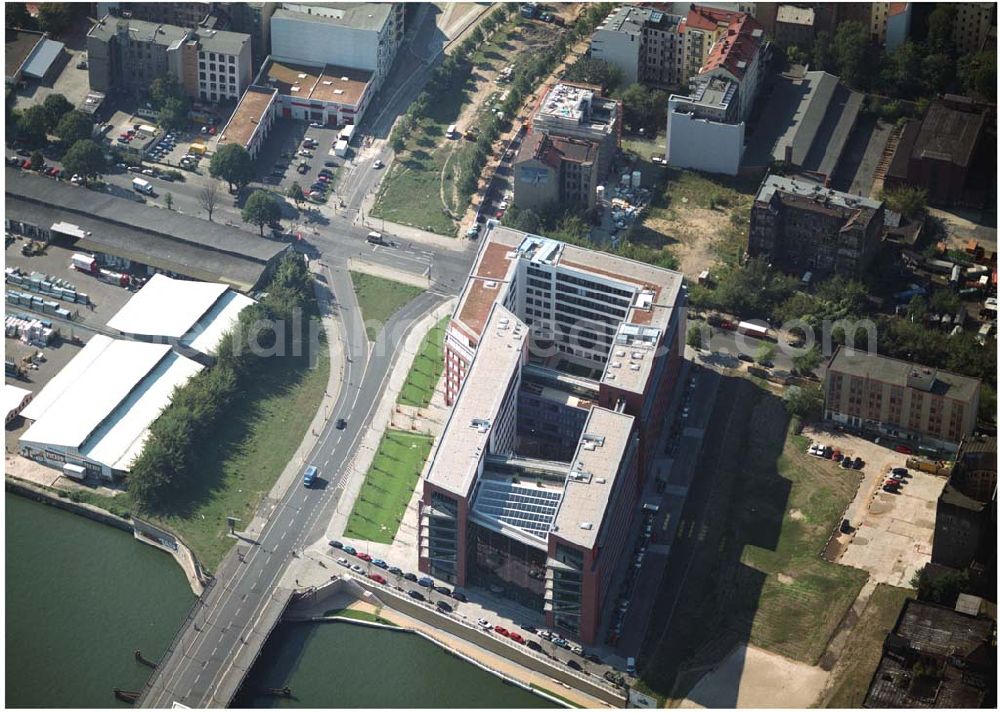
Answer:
[{"xmin": 6, "ymin": 494, "xmax": 549, "ymax": 708}]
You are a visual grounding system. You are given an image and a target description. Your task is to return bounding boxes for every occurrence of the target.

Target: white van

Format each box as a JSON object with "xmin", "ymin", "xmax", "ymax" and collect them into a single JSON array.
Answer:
[
  {"xmin": 626, "ymin": 657, "xmax": 636, "ymax": 675},
  {"xmin": 447, "ymin": 124, "xmax": 457, "ymax": 138},
  {"xmin": 132, "ymin": 177, "xmax": 154, "ymax": 195}
]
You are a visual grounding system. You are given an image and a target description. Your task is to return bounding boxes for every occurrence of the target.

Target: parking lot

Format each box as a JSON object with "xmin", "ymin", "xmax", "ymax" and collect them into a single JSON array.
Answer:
[
  {"xmin": 802, "ymin": 426, "xmax": 944, "ymax": 587},
  {"xmin": 253, "ymin": 119, "xmax": 347, "ymax": 205}
]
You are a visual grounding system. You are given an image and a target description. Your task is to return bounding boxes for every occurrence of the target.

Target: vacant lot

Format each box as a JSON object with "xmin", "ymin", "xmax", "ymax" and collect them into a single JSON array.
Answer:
[
  {"xmin": 638, "ymin": 377, "xmax": 868, "ymax": 702},
  {"xmin": 350, "ymin": 271, "xmax": 424, "ymax": 340},
  {"xmin": 819, "ymin": 584, "xmax": 913, "ymax": 708},
  {"xmin": 398, "ymin": 316, "xmax": 448, "ymax": 407},
  {"xmin": 634, "ymin": 167, "xmax": 757, "ymax": 280},
  {"xmin": 344, "ymin": 430, "xmax": 434, "ymax": 544}
]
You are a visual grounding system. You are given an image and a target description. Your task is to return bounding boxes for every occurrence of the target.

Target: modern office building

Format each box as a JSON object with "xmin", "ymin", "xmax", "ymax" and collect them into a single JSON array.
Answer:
[
  {"xmin": 513, "ymin": 82, "xmax": 621, "ymax": 212},
  {"xmin": 269, "ymin": 2, "xmax": 403, "ymax": 93},
  {"xmin": 823, "ymin": 347, "xmax": 981, "ymax": 452},
  {"xmin": 420, "ymin": 224, "xmax": 686, "ymax": 643},
  {"xmin": 86, "ymin": 15, "xmax": 252, "ymax": 103},
  {"xmin": 748, "ymin": 173, "xmax": 884, "ymax": 278}
]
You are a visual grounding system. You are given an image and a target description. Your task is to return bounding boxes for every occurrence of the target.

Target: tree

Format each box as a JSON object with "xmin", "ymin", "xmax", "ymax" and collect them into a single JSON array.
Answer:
[
  {"xmin": 36, "ymin": 3, "xmax": 73, "ymax": 34},
  {"xmin": 906, "ymin": 294, "xmax": 928, "ymax": 322},
  {"xmin": 286, "ymin": 182, "xmax": 305, "ymax": 208},
  {"xmin": 791, "ymin": 346, "xmax": 821, "ymax": 375},
  {"xmin": 42, "ymin": 93, "xmax": 73, "ymax": 127},
  {"xmin": 30, "ymin": 150, "xmax": 44, "ymax": 170},
  {"xmin": 929, "ymin": 289, "xmax": 961, "ymax": 316},
  {"xmin": 755, "ymin": 342, "xmax": 776, "ymax": 365},
  {"xmin": 17, "ymin": 105, "xmax": 51, "ymax": 145},
  {"xmin": 784, "ymin": 384, "xmax": 824, "ymax": 420},
  {"xmin": 391, "ymin": 133, "xmax": 405, "ymax": 152},
  {"xmin": 911, "ymin": 566, "xmax": 968, "ymax": 607},
  {"xmin": 198, "ymin": 183, "xmax": 219, "ymax": 221},
  {"xmin": 882, "ymin": 42, "xmax": 924, "ymax": 99},
  {"xmin": 505, "ymin": 205, "xmax": 542, "ymax": 234},
  {"xmin": 687, "ymin": 324, "xmax": 707, "ymax": 350},
  {"xmin": 958, "ymin": 50, "xmax": 997, "ymax": 101},
  {"xmin": 881, "ymin": 185, "xmax": 927, "ymax": 219},
  {"xmin": 149, "ymin": 75, "xmax": 186, "ymax": 110},
  {"xmin": 7, "ymin": 3, "xmax": 32, "ymax": 28},
  {"xmin": 812, "ymin": 31, "xmax": 834, "ymax": 72},
  {"xmin": 563, "ymin": 57, "xmax": 624, "ymax": 93},
  {"xmin": 54, "ymin": 111, "xmax": 92, "ymax": 145},
  {"xmin": 241, "ymin": 191, "xmax": 282, "ymax": 236},
  {"xmin": 158, "ymin": 97, "xmax": 188, "ymax": 132},
  {"xmin": 922, "ymin": 53, "xmax": 956, "ymax": 95},
  {"xmin": 61, "ymin": 139, "xmax": 106, "ymax": 179},
  {"xmin": 833, "ymin": 21, "xmax": 877, "ymax": 90},
  {"xmin": 209, "ymin": 143, "xmax": 254, "ymax": 192},
  {"xmin": 164, "ymin": 192, "xmax": 174, "ymax": 211},
  {"xmin": 926, "ymin": 4, "xmax": 957, "ymax": 55}
]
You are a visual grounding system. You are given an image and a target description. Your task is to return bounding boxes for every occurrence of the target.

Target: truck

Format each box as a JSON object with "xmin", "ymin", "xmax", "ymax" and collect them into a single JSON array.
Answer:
[
  {"xmin": 62, "ymin": 463, "xmax": 87, "ymax": 481},
  {"xmin": 188, "ymin": 142, "xmax": 207, "ymax": 156},
  {"xmin": 334, "ymin": 139, "xmax": 349, "ymax": 157},
  {"xmin": 339, "ymin": 124, "xmax": 356, "ymax": 143},
  {"xmin": 736, "ymin": 320, "xmax": 769, "ymax": 340},
  {"xmin": 132, "ymin": 177, "xmax": 154, "ymax": 195},
  {"xmin": 70, "ymin": 253, "xmax": 98, "ymax": 274}
]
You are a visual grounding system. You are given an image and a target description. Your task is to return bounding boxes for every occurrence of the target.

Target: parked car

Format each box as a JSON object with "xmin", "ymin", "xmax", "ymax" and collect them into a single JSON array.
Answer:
[
  {"xmin": 737, "ymin": 352, "xmax": 754, "ymax": 363},
  {"xmin": 356, "ymin": 552, "xmax": 372, "ymax": 562},
  {"xmin": 522, "ymin": 624, "xmax": 537, "ymax": 633},
  {"xmin": 368, "ymin": 573, "xmax": 387, "ymax": 584},
  {"xmin": 328, "ymin": 540, "xmax": 343, "ymax": 549},
  {"xmin": 841, "ymin": 457, "xmax": 853, "ymax": 469},
  {"xmin": 388, "ymin": 566, "xmax": 403, "ymax": 576},
  {"xmin": 452, "ymin": 591, "xmax": 468, "ymax": 603},
  {"xmin": 567, "ymin": 659, "xmax": 582, "ymax": 671},
  {"xmin": 351, "ymin": 564, "xmax": 364, "ymax": 573},
  {"xmin": 509, "ymin": 632, "xmax": 525, "ymax": 644},
  {"xmin": 417, "ymin": 576, "xmax": 434, "ymax": 587},
  {"xmin": 434, "ymin": 585, "xmax": 452, "ymax": 597},
  {"xmin": 324, "ymin": 160, "xmax": 338, "ymax": 168},
  {"xmin": 336, "ymin": 557, "xmax": 349, "ymax": 567},
  {"xmin": 436, "ymin": 601, "xmax": 453, "ymax": 613},
  {"xmin": 477, "ymin": 618, "xmax": 491, "ymax": 629},
  {"xmin": 894, "ymin": 444, "xmax": 914, "ymax": 455},
  {"xmin": 891, "ymin": 467, "xmax": 909, "ymax": 477},
  {"xmin": 372, "ymin": 558, "xmax": 388, "ymax": 568},
  {"xmin": 585, "ymin": 653, "xmax": 603, "ymax": 665},
  {"xmin": 343, "ymin": 545, "xmax": 357, "ymax": 555},
  {"xmin": 403, "ymin": 572, "xmax": 418, "ymax": 582},
  {"xmin": 408, "ymin": 590, "xmax": 425, "ymax": 601},
  {"xmin": 494, "ymin": 626, "xmax": 510, "ymax": 637},
  {"xmin": 852, "ymin": 458, "xmax": 865, "ymax": 470},
  {"xmin": 526, "ymin": 640, "xmax": 542, "ymax": 652},
  {"xmin": 373, "ymin": 159, "xmax": 384, "ymax": 169}
]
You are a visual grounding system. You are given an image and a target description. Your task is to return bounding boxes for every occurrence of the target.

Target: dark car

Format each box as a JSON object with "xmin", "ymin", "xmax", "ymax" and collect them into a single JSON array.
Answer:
[
  {"xmin": 841, "ymin": 457, "xmax": 853, "ymax": 469},
  {"xmin": 567, "ymin": 659, "xmax": 583, "ymax": 671},
  {"xmin": 335, "ymin": 418, "xmax": 347, "ymax": 429},
  {"xmin": 324, "ymin": 161, "xmax": 337, "ymax": 168},
  {"xmin": 758, "ymin": 360, "xmax": 774, "ymax": 369},
  {"xmin": 403, "ymin": 572, "xmax": 418, "ymax": 582},
  {"xmin": 891, "ymin": 467, "xmax": 908, "ymax": 477},
  {"xmin": 852, "ymin": 458, "xmax": 864, "ymax": 470},
  {"xmin": 418, "ymin": 576, "xmax": 434, "ymax": 588},
  {"xmin": 523, "ymin": 624, "xmax": 537, "ymax": 633},
  {"xmin": 388, "ymin": 566, "xmax": 403, "ymax": 576},
  {"xmin": 328, "ymin": 539, "xmax": 343, "ymax": 549},
  {"xmin": 883, "ymin": 484, "xmax": 900, "ymax": 494},
  {"xmin": 408, "ymin": 590, "xmax": 425, "ymax": 601},
  {"xmin": 452, "ymin": 591, "xmax": 468, "ymax": 603},
  {"xmin": 434, "ymin": 585, "xmax": 452, "ymax": 597},
  {"xmin": 737, "ymin": 352, "xmax": 754, "ymax": 363},
  {"xmin": 526, "ymin": 640, "xmax": 542, "ymax": 652},
  {"xmin": 585, "ymin": 653, "xmax": 603, "ymax": 665},
  {"xmin": 436, "ymin": 601, "xmax": 453, "ymax": 613}
]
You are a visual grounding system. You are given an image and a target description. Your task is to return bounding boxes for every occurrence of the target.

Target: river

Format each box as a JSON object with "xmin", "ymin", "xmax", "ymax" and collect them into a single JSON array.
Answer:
[{"xmin": 6, "ymin": 493, "xmax": 550, "ymax": 708}]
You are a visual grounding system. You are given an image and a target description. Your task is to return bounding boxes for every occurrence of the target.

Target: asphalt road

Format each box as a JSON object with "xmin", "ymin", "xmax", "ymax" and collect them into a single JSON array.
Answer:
[{"xmin": 140, "ymin": 269, "xmax": 448, "ymax": 707}]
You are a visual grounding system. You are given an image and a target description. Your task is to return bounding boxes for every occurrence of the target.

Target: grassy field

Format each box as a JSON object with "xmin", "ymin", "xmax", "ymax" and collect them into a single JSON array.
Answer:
[
  {"xmin": 398, "ymin": 317, "xmax": 448, "ymax": 407},
  {"xmin": 349, "ymin": 271, "xmax": 424, "ymax": 341},
  {"xmin": 638, "ymin": 377, "xmax": 868, "ymax": 700},
  {"xmin": 821, "ymin": 584, "xmax": 914, "ymax": 708},
  {"xmin": 344, "ymin": 430, "xmax": 434, "ymax": 544}
]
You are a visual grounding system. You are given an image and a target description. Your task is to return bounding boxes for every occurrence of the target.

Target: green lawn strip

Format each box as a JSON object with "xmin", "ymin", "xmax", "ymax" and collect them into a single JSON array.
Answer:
[
  {"xmin": 344, "ymin": 430, "xmax": 434, "ymax": 544},
  {"xmin": 349, "ymin": 271, "xmax": 424, "ymax": 341},
  {"xmin": 529, "ymin": 684, "xmax": 581, "ymax": 708},
  {"xmin": 150, "ymin": 347, "xmax": 330, "ymax": 569},
  {"xmin": 821, "ymin": 584, "xmax": 914, "ymax": 708},
  {"xmin": 397, "ymin": 316, "xmax": 448, "ymax": 407}
]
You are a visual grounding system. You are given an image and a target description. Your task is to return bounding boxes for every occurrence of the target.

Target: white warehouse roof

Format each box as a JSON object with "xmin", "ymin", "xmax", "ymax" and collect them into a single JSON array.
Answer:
[
  {"xmin": 20, "ymin": 335, "xmax": 204, "ymax": 472},
  {"xmin": 106, "ymin": 274, "xmax": 255, "ymax": 356}
]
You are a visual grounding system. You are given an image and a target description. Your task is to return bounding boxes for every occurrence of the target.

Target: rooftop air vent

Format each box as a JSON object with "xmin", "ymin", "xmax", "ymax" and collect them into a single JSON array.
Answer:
[
  {"xmin": 595, "ymin": 478, "xmax": 607, "ymax": 484},
  {"xmin": 579, "ymin": 522, "xmax": 593, "ymax": 530}
]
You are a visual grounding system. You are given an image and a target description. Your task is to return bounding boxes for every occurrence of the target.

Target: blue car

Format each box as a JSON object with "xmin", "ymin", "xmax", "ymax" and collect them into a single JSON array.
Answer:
[
  {"xmin": 372, "ymin": 558, "xmax": 388, "ymax": 569},
  {"xmin": 418, "ymin": 576, "xmax": 434, "ymax": 588},
  {"xmin": 302, "ymin": 465, "xmax": 318, "ymax": 487},
  {"xmin": 343, "ymin": 545, "xmax": 357, "ymax": 556}
]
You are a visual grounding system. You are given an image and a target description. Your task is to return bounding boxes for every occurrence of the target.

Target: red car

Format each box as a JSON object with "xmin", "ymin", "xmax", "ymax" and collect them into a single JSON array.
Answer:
[
  {"xmin": 495, "ymin": 209, "xmax": 505, "ymax": 218},
  {"xmin": 356, "ymin": 552, "xmax": 372, "ymax": 562},
  {"xmin": 368, "ymin": 573, "xmax": 386, "ymax": 584},
  {"xmin": 509, "ymin": 632, "xmax": 525, "ymax": 644},
  {"xmin": 894, "ymin": 444, "xmax": 914, "ymax": 455},
  {"xmin": 494, "ymin": 626, "xmax": 510, "ymax": 637}
]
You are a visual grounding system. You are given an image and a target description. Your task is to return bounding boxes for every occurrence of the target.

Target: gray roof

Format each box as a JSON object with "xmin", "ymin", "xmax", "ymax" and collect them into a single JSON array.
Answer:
[
  {"xmin": 827, "ymin": 347, "xmax": 981, "ymax": 405},
  {"xmin": 755, "ymin": 173, "xmax": 881, "ymax": 211},
  {"xmin": 193, "ymin": 27, "xmax": 250, "ymax": 55},
  {"xmin": 273, "ymin": 3, "xmax": 393, "ymax": 31},
  {"xmin": 6, "ymin": 169, "xmax": 286, "ymax": 292},
  {"xmin": 87, "ymin": 16, "xmax": 189, "ymax": 47}
]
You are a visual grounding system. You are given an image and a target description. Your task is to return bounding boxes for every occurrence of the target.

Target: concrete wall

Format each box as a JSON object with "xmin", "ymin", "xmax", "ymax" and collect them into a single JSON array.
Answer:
[
  {"xmin": 666, "ymin": 107, "xmax": 744, "ymax": 175},
  {"xmin": 590, "ymin": 27, "xmax": 641, "ymax": 85},
  {"xmin": 271, "ymin": 16, "xmax": 378, "ymax": 77}
]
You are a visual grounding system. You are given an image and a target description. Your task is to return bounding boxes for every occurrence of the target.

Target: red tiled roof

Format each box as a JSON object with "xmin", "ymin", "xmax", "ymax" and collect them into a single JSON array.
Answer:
[
  {"xmin": 699, "ymin": 14, "xmax": 763, "ymax": 81},
  {"xmin": 684, "ymin": 4, "xmax": 743, "ymax": 32}
]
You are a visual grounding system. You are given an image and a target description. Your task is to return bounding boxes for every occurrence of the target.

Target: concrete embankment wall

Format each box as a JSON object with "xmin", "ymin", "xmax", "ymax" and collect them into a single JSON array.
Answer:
[{"xmin": 6, "ymin": 478, "xmax": 133, "ymax": 532}]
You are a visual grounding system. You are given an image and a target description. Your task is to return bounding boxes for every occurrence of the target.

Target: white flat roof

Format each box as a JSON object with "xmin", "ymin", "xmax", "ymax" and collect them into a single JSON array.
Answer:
[
  {"xmin": 20, "ymin": 336, "xmax": 204, "ymax": 469},
  {"xmin": 23, "ymin": 38, "xmax": 64, "ymax": 79},
  {"xmin": 4, "ymin": 384, "xmax": 32, "ymax": 419},
  {"xmin": 106, "ymin": 274, "xmax": 254, "ymax": 355}
]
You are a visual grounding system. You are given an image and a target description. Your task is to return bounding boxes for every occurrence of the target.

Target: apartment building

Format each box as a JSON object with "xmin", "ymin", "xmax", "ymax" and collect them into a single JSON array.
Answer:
[
  {"xmin": 95, "ymin": 2, "xmax": 215, "ymax": 28},
  {"xmin": 421, "ymin": 224, "xmax": 686, "ymax": 644},
  {"xmin": 665, "ymin": 75, "xmax": 744, "ymax": 174},
  {"xmin": 269, "ymin": 2, "xmax": 403, "ymax": 93},
  {"xmin": 773, "ymin": 5, "xmax": 815, "ymax": 47},
  {"xmin": 513, "ymin": 82, "xmax": 621, "ymax": 212},
  {"xmin": 228, "ymin": 2, "xmax": 278, "ymax": 72},
  {"xmin": 823, "ymin": 348, "xmax": 981, "ymax": 452},
  {"xmin": 748, "ymin": 173, "xmax": 884, "ymax": 278},
  {"xmin": 86, "ymin": 16, "xmax": 251, "ymax": 103},
  {"xmin": 678, "ymin": 4, "xmax": 744, "ymax": 82},
  {"xmin": 953, "ymin": 2, "xmax": 996, "ymax": 54},
  {"xmin": 589, "ymin": 5, "xmax": 685, "ymax": 87}
]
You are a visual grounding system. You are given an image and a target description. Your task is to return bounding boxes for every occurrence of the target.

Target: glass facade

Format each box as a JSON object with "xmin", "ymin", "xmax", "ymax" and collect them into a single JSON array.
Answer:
[
  {"xmin": 468, "ymin": 521, "xmax": 547, "ymax": 610},
  {"xmin": 426, "ymin": 492, "xmax": 459, "ymax": 583},
  {"xmin": 550, "ymin": 543, "xmax": 584, "ymax": 635}
]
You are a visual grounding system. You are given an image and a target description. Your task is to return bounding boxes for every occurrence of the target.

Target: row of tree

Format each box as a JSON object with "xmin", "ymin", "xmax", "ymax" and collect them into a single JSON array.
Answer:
[
  {"xmin": 562, "ymin": 57, "xmax": 669, "ymax": 135},
  {"xmin": 128, "ymin": 254, "xmax": 315, "ymax": 510},
  {"xmin": 791, "ymin": 7, "xmax": 995, "ymax": 102}
]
